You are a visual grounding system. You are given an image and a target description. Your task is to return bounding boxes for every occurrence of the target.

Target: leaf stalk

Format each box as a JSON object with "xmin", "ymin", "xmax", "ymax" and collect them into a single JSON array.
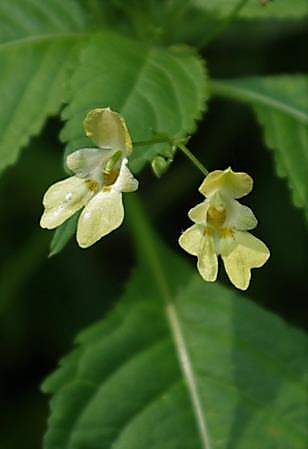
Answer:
[{"xmin": 133, "ymin": 137, "xmax": 209, "ymax": 177}]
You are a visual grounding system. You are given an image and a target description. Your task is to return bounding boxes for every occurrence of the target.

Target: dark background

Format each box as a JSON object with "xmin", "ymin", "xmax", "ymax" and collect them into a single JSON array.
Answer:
[{"xmin": 0, "ymin": 19, "xmax": 307, "ymax": 449}]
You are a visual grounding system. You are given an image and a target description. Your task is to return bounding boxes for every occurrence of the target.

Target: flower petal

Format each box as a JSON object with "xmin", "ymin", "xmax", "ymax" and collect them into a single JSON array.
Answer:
[
  {"xmin": 188, "ymin": 200, "xmax": 209, "ymax": 224},
  {"xmin": 179, "ymin": 224, "xmax": 204, "ymax": 256},
  {"xmin": 225, "ymin": 199, "xmax": 257, "ymax": 231},
  {"xmin": 76, "ymin": 190, "xmax": 124, "ymax": 248},
  {"xmin": 221, "ymin": 231, "xmax": 270, "ymax": 290},
  {"xmin": 66, "ymin": 148, "xmax": 110, "ymax": 176},
  {"xmin": 112, "ymin": 158, "xmax": 138, "ymax": 193},
  {"xmin": 199, "ymin": 167, "xmax": 253, "ymax": 199},
  {"xmin": 197, "ymin": 233, "xmax": 218, "ymax": 282},
  {"xmin": 83, "ymin": 108, "xmax": 132, "ymax": 155},
  {"xmin": 40, "ymin": 176, "xmax": 92, "ymax": 229}
]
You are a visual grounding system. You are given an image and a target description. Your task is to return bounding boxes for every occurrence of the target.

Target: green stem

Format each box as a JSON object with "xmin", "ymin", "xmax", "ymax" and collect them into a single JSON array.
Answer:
[
  {"xmin": 177, "ymin": 142, "xmax": 209, "ymax": 176},
  {"xmin": 199, "ymin": 0, "xmax": 249, "ymax": 48},
  {"xmin": 126, "ymin": 194, "xmax": 212, "ymax": 449}
]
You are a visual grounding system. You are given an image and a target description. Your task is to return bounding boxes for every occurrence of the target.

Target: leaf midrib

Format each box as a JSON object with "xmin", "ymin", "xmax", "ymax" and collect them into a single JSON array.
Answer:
[
  {"xmin": 0, "ymin": 31, "xmax": 87, "ymax": 50},
  {"xmin": 210, "ymin": 79, "xmax": 308, "ymax": 124},
  {"xmin": 127, "ymin": 194, "xmax": 212, "ymax": 449},
  {"xmin": 55, "ymin": 323, "xmax": 306, "ymax": 447}
]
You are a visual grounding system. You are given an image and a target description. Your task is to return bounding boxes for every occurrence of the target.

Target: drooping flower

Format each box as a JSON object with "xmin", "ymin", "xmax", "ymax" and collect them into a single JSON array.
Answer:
[
  {"xmin": 179, "ymin": 168, "xmax": 270, "ymax": 290},
  {"xmin": 40, "ymin": 108, "xmax": 138, "ymax": 248}
]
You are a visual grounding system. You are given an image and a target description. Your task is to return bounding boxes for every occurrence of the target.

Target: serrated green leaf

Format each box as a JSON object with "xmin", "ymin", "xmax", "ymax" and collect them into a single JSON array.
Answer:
[
  {"xmin": 61, "ymin": 31, "xmax": 208, "ymax": 173},
  {"xmin": 210, "ymin": 75, "xmax": 308, "ymax": 221},
  {"xmin": 43, "ymin": 195, "xmax": 307, "ymax": 449},
  {"xmin": 193, "ymin": 0, "xmax": 308, "ymax": 19},
  {"xmin": 0, "ymin": 0, "xmax": 88, "ymax": 174}
]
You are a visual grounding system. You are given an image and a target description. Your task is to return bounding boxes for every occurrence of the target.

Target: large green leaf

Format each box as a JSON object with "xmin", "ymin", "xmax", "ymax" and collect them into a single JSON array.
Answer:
[
  {"xmin": 210, "ymin": 76, "xmax": 308, "ymax": 221},
  {"xmin": 43, "ymin": 195, "xmax": 307, "ymax": 449},
  {"xmin": 0, "ymin": 0, "xmax": 88, "ymax": 173},
  {"xmin": 61, "ymin": 30, "xmax": 208, "ymax": 173}
]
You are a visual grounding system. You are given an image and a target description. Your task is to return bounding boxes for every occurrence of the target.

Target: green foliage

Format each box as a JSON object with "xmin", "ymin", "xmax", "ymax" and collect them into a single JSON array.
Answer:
[
  {"xmin": 0, "ymin": 231, "xmax": 48, "ymax": 313},
  {"xmin": 51, "ymin": 31, "xmax": 207, "ymax": 254},
  {"xmin": 0, "ymin": 0, "xmax": 88, "ymax": 173},
  {"xmin": 1, "ymin": 2, "xmax": 307, "ymax": 449},
  {"xmin": 43, "ymin": 196, "xmax": 308, "ymax": 449},
  {"xmin": 210, "ymin": 76, "xmax": 308, "ymax": 220},
  {"xmin": 85, "ymin": 0, "xmax": 308, "ymax": 49},
  {"xmin": 61, "ymin": 31, "xmax": 208, "ymax": 173},
  {"xmin": 193, "ymin": 0, "xmax": 308, "ymax": 18},
  {"xmin": 0, "ymin": 0, "xmax": 87, "ymax": 42},
  {"xmin": 49, "ymin": 213, "xmax": 79, "ymax": 257}
]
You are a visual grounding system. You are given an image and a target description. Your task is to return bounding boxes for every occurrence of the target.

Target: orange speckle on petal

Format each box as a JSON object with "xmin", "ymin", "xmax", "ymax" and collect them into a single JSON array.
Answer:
[
  {"xmin": 86, "ymin": 180, "xmax": 98, "ymax": 192},
  {"xmin": 207, "ymin": 206, "xmax": 226, "ymax": 227},
  {"xmin": 204, "ymin": 227, "xmax": 213, "ymax": 236},
  {"xmin": 219, "ymin": 228, "xmax": 234, "ymax": 238}
]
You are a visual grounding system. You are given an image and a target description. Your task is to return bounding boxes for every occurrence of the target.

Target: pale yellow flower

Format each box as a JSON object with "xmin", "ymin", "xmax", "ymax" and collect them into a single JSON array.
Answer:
[
  {"xmin": 40, "ymin": 108, "xmax": 138, "ymax": 248},
  {"xmin": 179, "ymin": 168, "xmax": 270, "ymax": 290}
]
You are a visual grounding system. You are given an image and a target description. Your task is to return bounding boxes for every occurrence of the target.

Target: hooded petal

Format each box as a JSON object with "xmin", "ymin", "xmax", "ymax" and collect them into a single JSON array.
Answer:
[
  {"xmin": 199, "ymin": 168, "xmax": 253, "ymax": 199},
  {"xmin": 188, "ymin": 200, "xmax": 209, "ymax": 224},
  {"xmin": 225, "ymin": 199, "xmax": 257, "ymax": 231},
  {"xmin": 83, "ymin": 108, "xmax": 132, "ymax": 155},
  {"xmin": 112, "ymin": 158, "xmax": 138, "ymax": 193},
  {"xmin": 197, "ymin": 233, "xmax": 218, "ymax": 282},
  {"xmin": 221, "ymin": 231, "xmax": 270, "ymax": 290},
  {"xmin": 179, "ymin": 224, "xmax": 204, "ymax": 256},
  {"xmin": 76, "ymin": 190, "xmax": 124, "ymax": 248},
  {"xmin": 40, "ymin": 176, "xmax": 93, "ymax": 229},
  {"xmin": 66, "ymin": 148, "xmax": 111, "ymax": 176}
]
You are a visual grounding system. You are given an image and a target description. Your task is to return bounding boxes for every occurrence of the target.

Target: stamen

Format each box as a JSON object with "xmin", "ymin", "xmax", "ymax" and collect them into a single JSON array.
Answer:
[{"xmin": 104, "ymin": 150, "xmax": 122, "ymax": 173}]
